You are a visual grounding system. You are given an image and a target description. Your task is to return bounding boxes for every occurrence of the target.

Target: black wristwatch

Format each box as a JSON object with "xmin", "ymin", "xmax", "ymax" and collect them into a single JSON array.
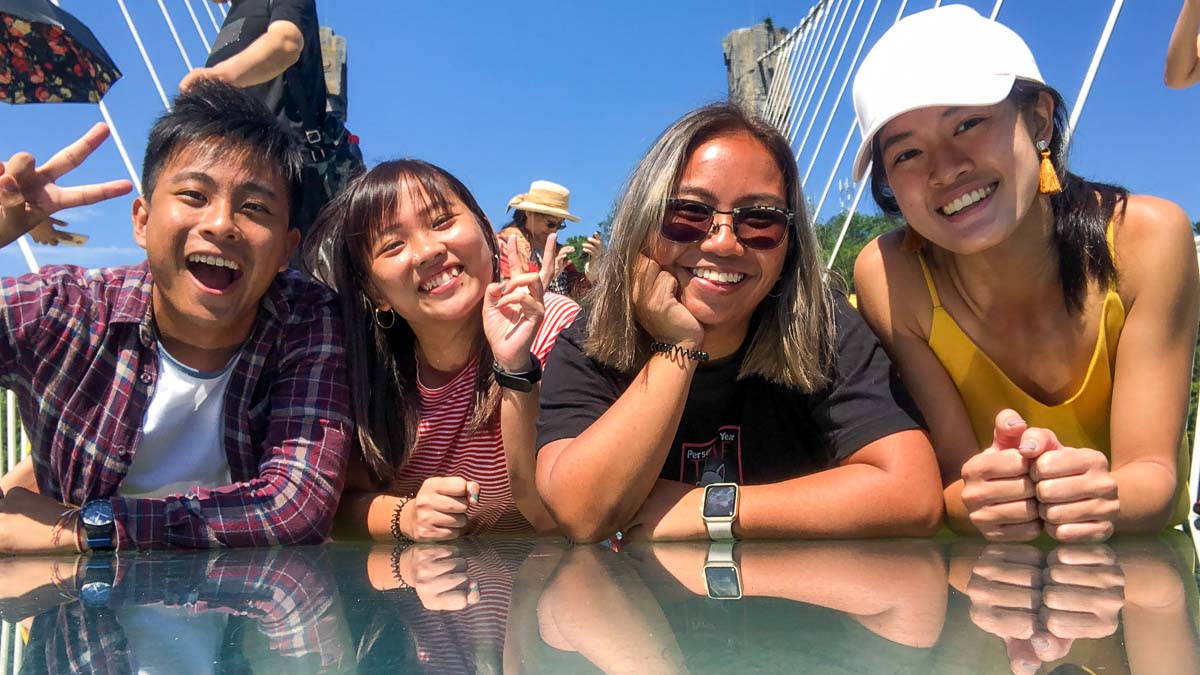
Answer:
[
  {"xmin": 78, "ymin": 554, "xmax": 116, "ymax": 607},
  {"xmin": 80, "ymin": 499, "xmax": 116, "ymax": 551},
  {"xmin": 492, "ymin": 352, "xmax": 542, "ymax": 393}
]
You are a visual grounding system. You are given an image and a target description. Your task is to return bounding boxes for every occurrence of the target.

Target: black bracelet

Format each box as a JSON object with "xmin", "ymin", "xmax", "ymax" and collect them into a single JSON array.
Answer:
[
  {"xmin": 390, "ymin": 495, "xmax": 413, "ymax": 541},
  {"xmin": 390, "ymin": 541, "xmax": 414, "ymax": 591},
  {"xmin": 649, "ymin": 341, "xmax": 709, "ymax": 363}
]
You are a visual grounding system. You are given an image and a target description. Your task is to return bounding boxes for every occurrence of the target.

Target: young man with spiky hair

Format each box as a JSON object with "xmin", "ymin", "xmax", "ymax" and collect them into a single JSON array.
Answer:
[{"xmin": 0, "ymin": 80, "xmax": 350, "ymax": 552}]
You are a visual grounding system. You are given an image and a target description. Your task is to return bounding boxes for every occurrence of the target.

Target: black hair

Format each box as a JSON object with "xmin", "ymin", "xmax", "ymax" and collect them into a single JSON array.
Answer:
[
  {"xmin": 499, "ymin": 209, "xmax": 528, "ymax": 233},
  {"xmin": 142, "ymin": 79, "xmax": 305, "ymax": 226},
  {"xmin": 869, "ymin": 80, "xmax": 1126, "ymax": 313},
  {"xmin": 301, "ymin": 160, "xmax": 501, "ymax": 486}
]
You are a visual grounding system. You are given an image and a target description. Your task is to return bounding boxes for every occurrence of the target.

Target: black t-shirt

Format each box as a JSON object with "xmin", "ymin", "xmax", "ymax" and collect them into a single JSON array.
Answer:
[
  {"xmin": 536, "ymin": 295, "xmax": 925, "ymax": 485},
  {"xmin": 206, "ymin": 0, "xmax": 326, "ymax": 135}
]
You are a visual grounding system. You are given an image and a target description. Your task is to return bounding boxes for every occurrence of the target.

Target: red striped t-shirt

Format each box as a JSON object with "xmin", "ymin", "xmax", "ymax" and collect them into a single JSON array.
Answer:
[{"xmin": 389, "ymin": 293, "xmax": 580, "ymax": 534}]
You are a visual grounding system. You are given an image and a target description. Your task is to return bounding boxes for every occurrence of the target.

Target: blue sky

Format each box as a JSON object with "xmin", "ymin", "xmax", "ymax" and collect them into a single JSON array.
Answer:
[{"xmin": 2, "ymin": 0, "xmax": 1197, "ymax": 277}]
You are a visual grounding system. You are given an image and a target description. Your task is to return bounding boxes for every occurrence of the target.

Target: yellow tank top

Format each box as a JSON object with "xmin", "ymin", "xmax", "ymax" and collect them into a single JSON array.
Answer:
[{"xmin": 918, "ymin": 228, "xmax": 1190, "ymax": 526}]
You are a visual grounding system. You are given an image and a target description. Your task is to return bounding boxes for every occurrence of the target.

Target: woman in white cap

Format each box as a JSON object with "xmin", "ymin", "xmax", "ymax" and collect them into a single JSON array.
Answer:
[
  {"xmin": 535, "ymin": 103, "xmax": 941, "ymax": 543},
  {"xmin": 303, "ymin": 160, "xmax": 580, "ymax": 545},
  {"xmin": 851, "ymin": 5, "xmax": 1197, "ymax": 542},
  {"xmin": 498, "ymin": 180, "xmax": 603, "ymax": 298}
]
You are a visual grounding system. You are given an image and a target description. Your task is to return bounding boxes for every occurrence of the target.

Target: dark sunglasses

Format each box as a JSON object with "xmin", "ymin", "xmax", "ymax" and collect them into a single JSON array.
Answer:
[{"xmin": 661, "ymin": 198, "xmax": 792, "ymax": 250}]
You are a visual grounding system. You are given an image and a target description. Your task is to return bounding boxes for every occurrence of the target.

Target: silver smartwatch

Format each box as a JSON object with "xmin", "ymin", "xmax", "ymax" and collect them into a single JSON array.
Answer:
[
  {"xmin": 701, "ymin": 483, "xmax": 739, "ymax": 540},
  {"xmin": 703, "ymin": 541, "xmax": 742, "ymax": 600}
]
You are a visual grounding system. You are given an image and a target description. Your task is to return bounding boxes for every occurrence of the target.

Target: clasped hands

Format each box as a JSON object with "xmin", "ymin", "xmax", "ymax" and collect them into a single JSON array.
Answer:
[{"xmin": 962, "ymin": 410, "xmax": 1118, "ymax": 542}]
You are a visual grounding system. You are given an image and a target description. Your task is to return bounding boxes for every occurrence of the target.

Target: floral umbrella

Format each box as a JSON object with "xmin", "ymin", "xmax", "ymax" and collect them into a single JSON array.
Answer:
[{"xmin": 0, "ymin": 0, "xmax": 121, "ymax": 104}]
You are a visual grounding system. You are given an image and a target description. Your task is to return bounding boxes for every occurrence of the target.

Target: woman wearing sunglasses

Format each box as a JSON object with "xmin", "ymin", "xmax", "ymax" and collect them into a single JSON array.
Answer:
[
  {"xmin": 851, "ymin": 7, "xmax": 1197, "ymax": 542},
  {"xmin": 534, "ymin": 103, "xmax": 942, "ymax": 543},
  {"xmin": 305, "ymin": 160, "xmax": 579, "ymax": 542},
  {"xmin": 498, "ymin": 180, "xmax": 600, "ymax": 299}
]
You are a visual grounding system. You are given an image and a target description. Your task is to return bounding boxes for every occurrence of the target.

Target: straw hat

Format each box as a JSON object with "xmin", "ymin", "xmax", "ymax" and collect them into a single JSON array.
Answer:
[{"xmin": 506, "ymin": 180, "xmax": 581, "ymax": 222}]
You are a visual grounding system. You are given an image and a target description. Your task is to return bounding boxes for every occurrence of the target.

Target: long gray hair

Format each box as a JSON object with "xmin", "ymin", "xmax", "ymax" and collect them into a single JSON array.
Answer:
[{"xmin": 585, "ymin": 103, "xmax": 835, "ymax": 390}]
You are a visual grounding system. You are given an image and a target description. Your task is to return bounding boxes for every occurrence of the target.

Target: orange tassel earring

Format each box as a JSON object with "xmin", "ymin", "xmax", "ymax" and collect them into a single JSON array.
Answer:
[{"xmin": 1037, "ymin": 139, "xmax": 1062, "ymax": 195}]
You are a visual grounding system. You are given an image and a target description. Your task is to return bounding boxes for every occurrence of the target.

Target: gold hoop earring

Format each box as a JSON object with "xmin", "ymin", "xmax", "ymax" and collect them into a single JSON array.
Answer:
[
  {"xmin": 1036, "ymin": 139, "xmax": 1062, "ymax": 195},
  {"xmin": 374, "ymin": 308, "xmax": 396, "ymax": 329}
]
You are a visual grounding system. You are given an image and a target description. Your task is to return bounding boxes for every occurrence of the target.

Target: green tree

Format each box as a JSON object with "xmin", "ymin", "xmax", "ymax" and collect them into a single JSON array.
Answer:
[{"xmin": 813, "ymin": 210, "xmax": 900, "ymax": 294}]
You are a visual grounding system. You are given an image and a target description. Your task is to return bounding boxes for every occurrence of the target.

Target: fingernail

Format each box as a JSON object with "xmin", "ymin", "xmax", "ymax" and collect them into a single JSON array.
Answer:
[
  {"xmin": 1031, "ymin": 636, "xmax": 1050, "ymax": 651},
  {"xmin": 1019, "ymin": 440, "xmax": 1038, "ymax": 452},
  {"xmin": 470, "ymin": 581, "xmax": 479, "ymax": 594},
  {"xmin": 1006, "ymin": 417, "xmax": 1023, "ymax": 428},
  {"xmin": 1, "ymin": 181, "xmax": 17, "ymax": 194}
]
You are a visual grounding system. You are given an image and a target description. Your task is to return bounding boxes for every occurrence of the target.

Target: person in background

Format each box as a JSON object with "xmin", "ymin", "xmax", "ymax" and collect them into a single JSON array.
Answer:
[
  {"xmin": 535, "ymin": 103, "xmax": 941, "ymax": 544},
  {"xmin": 0, "ymin": 81, "xmax": 351, "ymax": 552},
  {"xmin": 851, "ymin": 6, "xmax": 1197, "ymax": 543},
  {"xmin": 305, "ymin": 160, "xmax": 579, "ymax": 542},
  {"xmin": 498, "ymin": 180, "xmax": 603, "ymax": 299},
  {"xmin": 183, "ymin": 0, "xmax": 362, "ymax": 235},
  {"xmin": 1166, "ymin": 0, "xmax": 1200, "ymax": 89}
]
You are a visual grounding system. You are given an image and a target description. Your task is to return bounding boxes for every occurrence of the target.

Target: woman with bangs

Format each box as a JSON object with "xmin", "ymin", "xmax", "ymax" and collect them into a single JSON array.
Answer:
[
  {"xmin": 851, "ymin": 6, "xmax": 1197, "ymax": 542},
  {"xmin": 305, "ymin": 160, "xmax": 579, "ymax": 542},
  {"xmin": 534, "ymin": 103, "xmax": 942, "ymax": 543}
]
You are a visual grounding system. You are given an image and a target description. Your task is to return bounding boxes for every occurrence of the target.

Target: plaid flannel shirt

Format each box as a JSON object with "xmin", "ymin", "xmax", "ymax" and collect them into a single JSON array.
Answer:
[{"xmin": 0, "ymin": 262, "xmax": 351, "ymax": 549}]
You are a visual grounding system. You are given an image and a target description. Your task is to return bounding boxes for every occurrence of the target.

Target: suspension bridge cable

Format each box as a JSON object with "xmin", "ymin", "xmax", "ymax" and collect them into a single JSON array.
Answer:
[
  {"xmin": 183, "ymin": 0, "xmax": 212, "ymax": 48},
  {"xmin": 790, "ymin": 0, "xmax": 865, "ymax": 148},
  {"xmin": 116, "ymin": 0, "xmax": 171, "ymax": 109},
  {"xmin": 1066, "ymin": 0, "xmax": 1124, "ymax": 140},
  {"xmin": 764, "ymin": 14, "xmax": 813, "ymax": 126},
  {"xmin": 768, "ymin": 4, "xmax": 825, "ymax": 125},
  {"xmin": 989, "ymin": 0, "xmax": 1005, "ymax": 20},
  {"xmin": 761, "ymin": 28, "xmax": 802, "ymax": 127},
  {"xmin": 780, "ymin": 0, "xmax": 838, "ymax": 129},
  {"xmin": 157, "ymin": 0, "xmax": 195, "ymax": 71},
  {"xmin": 201, "ymin": 0, "xmax": 223, "ymax": 34},
  {"xmin": 811, "ymin": 0, "xmax": 911, "ymax": 216},
  {"xmin": 801, "ymin": 0, "xmax": 885, "ymax": 182},
  {"xmin": 821, "ymin": 0, "xmax": 923, "ymax": 270},
  {"xmin": 786, "ymin": 0, "xmax": 854, "ymax": 141}
]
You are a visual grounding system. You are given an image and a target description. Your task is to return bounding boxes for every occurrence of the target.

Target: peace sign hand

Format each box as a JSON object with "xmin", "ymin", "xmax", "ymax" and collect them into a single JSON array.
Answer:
[
  {"xmin": 483, "ymin": 234, "xmax": 549, "ymax": 372},
  {"xmin": 0, "ymin": 122, "xmax": 133, "ymax": 249}
]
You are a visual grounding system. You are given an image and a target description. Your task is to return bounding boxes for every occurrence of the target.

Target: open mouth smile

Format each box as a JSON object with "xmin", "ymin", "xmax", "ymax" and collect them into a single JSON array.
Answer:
[
  {"xmin": 186, "ymin": 253, "xmax": 244, "ymax": 292},
  {"xmin": 688, "ymin": 267, "xmax": 747, "ymax": 287},
  {"xmin": 419, "ymin": 265, "xmax": 464, "ymax": 294},
  {"xmin": 938, "ymin": 182, "xmax": 997, "ymax": 217}
]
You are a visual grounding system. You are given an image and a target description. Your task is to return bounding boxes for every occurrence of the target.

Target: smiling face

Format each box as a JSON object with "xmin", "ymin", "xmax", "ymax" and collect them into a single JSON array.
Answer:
[
  {"xmin": 876, "ymin": 94, "xmax": 1052, "ymax": 255},
  {"xmin": 133, "ymin": 142, "xmax": 298, "ymax": 351},
  {"xmin": 366, "ymin": 178, "xmax": 494, "ymax": 330},
  {"xmin": 652, "ymin": 131, "xmax": 789, "ymax": 339}
]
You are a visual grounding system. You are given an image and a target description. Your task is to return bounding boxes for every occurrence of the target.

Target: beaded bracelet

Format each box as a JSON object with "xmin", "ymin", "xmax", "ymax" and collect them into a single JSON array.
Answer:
[
  {"xmin": 649, "ymin": 341, "xmax": 710, "ymax": 363},
  {"xmin": 390, "ymin": 495, "xmax": 414, "ymax": 542}
]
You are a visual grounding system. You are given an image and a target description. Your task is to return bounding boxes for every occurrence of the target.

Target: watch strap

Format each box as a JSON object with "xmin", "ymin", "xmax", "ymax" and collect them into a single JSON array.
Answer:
[
  {"xmin": 492, "ymin": 352, "xmax": 542, "ymax": 392},
  {"xmin": 704, "ymin": 519, "xmax": 735, "ymax": 541}
]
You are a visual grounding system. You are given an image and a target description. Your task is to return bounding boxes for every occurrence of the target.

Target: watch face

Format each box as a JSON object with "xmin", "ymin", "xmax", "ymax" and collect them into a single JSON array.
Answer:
[
  {"xmin": 704, "ymin": 566, "xmax": 742, "ymax": 599},
  {"xmin": 81, "ymin": 500, "xmax": 114, "ymax": 527},
  {"xmin": 703, "ymin": 485, "xmax": 737, "ymax": 518}
]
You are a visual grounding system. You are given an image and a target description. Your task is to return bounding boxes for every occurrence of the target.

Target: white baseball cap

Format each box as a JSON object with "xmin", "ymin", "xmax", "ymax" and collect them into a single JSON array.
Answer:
[{"xmin": 850, "ymin": 4, "xmax": 1044, "ymax": 182}]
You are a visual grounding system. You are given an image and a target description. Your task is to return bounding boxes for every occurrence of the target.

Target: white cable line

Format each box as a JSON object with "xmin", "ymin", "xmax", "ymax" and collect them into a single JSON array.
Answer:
[
  {"xmin": 201, "ymin": 0, "xmax": 223, "ymax": 34},
  {"xmin": 220, "ymin": 2, "xmax": 229, "ymax": 18},
  {"xmin": 819, "ymin": 0, "xmax": 919, "ymax": 270},
  {"xmin": 762, "ymin": 27, "xmax": 802, "ymax": 123},
  {"xmin": 98, "ymin": 101, "xmax": 145, "ymax": 193},
  {"xmin": 4, "ymin": 391, "xmax": 13, "ymax": 481},
  {"xmin": 780, "ymin": 0, "xmax": 838, "ymax": 129},
  {"xmin": 785, "ymin": 0, "xmax": 854, "ymax": 140},
  {"xmin": 800, "ymin": 0, "xmax": 885, "ymax": 182},
  {"xmin": 16, "ymin": 238, "xmax": 39, "ymax": 274},
  {"xmin": 771, "ymin": 4, "xmax": 827, "ymax": 125},
  {"xmin": 0, "ymin": 618, "xmax": 10, "ymax": 675},
  {"xmin": 1066, "ymin": 0, "xmax": 1124, "ymax": 141},
  {"xmin": 116, "ymin": 0, "xmax": 171, "ymax": 109},
  {"xmin": 989, "ymin": 0, "xmax": 1005, "ymax": 20},
  {"xmin": 789, "ymin": 0, "xmax": 863, "ymax": 147},
  {"xmin": 183, "ymin": 0, "xmax": 212, "ymax": 48},
  {"xmin": 826, "ymin": 163, "xmax": 871, "ymax": 269},
  {"xmin": 766, "ymin": 10, "xmax": 816, "ymax": 126},
  {"xmin": 157, "ymin": 0, "xmax": 195, "ymax": 71}
]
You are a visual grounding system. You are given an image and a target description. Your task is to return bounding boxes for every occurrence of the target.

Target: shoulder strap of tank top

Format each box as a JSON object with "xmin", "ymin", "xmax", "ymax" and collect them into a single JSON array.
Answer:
[{"xmin": 915, "ymin": 249, "xmax": 943, "ymax": 308}]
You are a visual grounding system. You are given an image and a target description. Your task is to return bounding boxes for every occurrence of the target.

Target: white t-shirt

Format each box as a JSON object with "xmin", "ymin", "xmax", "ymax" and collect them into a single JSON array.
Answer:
[{"xmin": 120, "ymin": 343, "xmax": 235, "ymax": 499}]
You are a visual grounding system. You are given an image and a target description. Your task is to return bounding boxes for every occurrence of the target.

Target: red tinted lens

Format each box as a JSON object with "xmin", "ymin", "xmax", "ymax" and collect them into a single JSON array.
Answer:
[
  {"xmin": 733, "ymin": 208, "xmax": 787, "ymax": 250},
  {"xmin": 662, "ymin": 201, "xmax": 712, "ymax": 244}
]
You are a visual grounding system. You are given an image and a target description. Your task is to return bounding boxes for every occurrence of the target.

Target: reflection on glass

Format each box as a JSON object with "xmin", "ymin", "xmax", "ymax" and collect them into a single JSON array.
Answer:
[{"xmin": 0, "ymin": 537, "xmax": 1194, "ymax": 673}]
